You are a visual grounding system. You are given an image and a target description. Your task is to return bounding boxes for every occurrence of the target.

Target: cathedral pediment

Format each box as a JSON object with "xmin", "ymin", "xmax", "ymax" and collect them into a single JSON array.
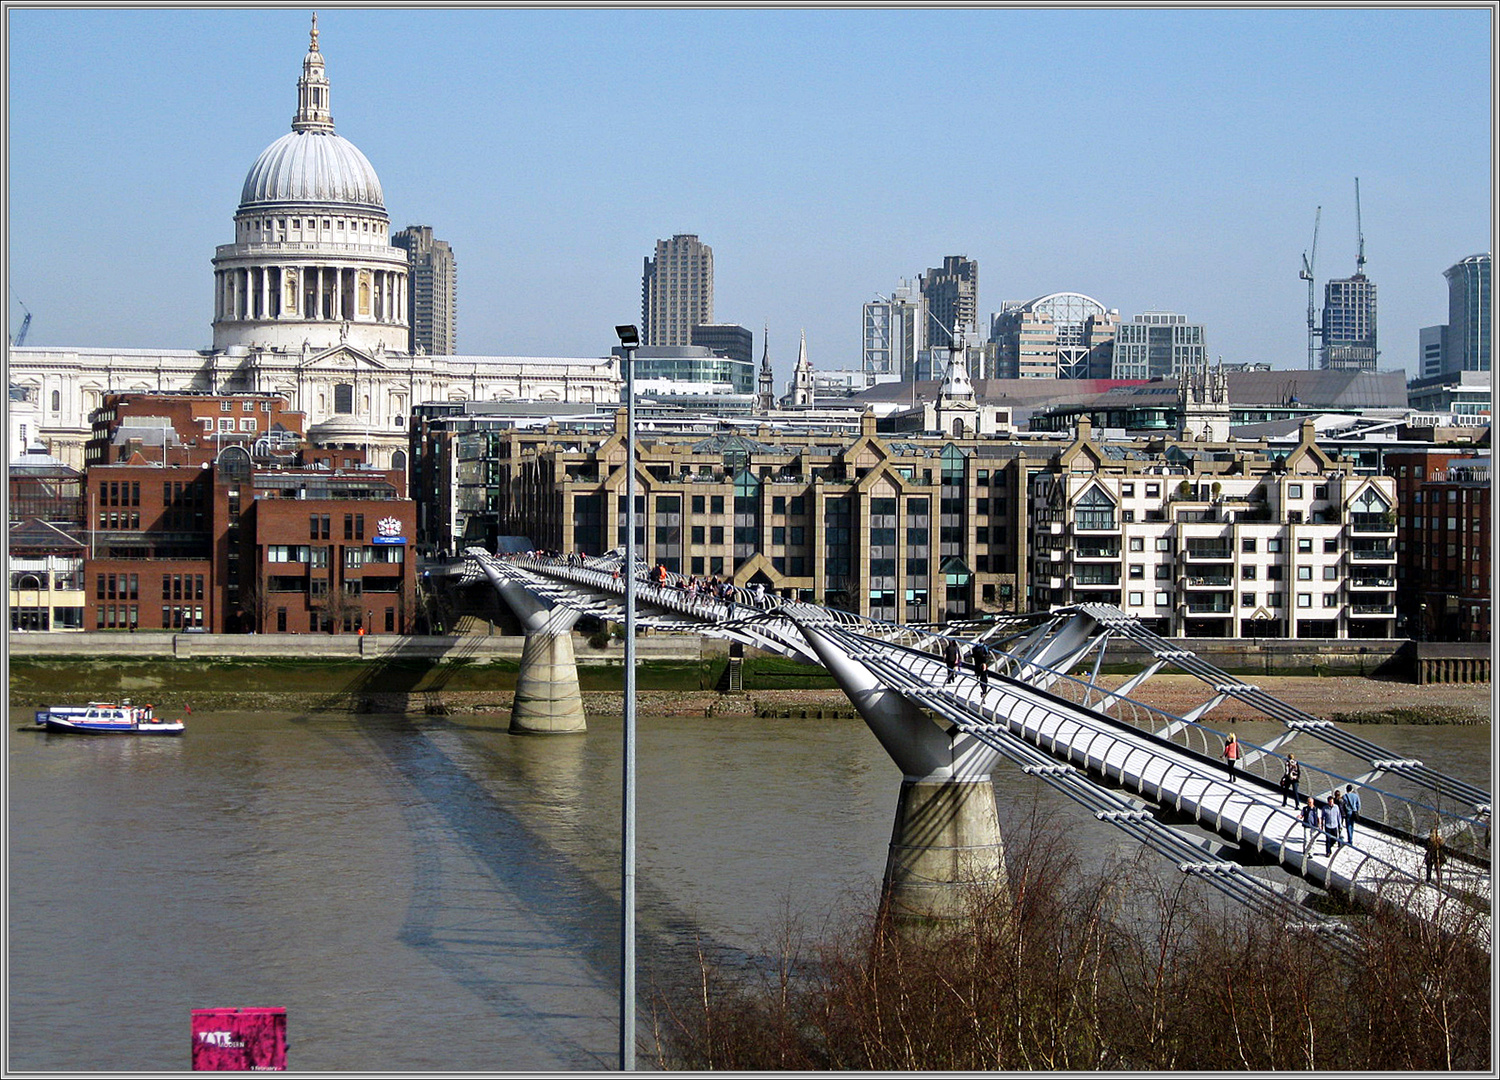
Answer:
[{"xmin": 295, "ymin": 344, "xmax": 394, "ymax": 371}]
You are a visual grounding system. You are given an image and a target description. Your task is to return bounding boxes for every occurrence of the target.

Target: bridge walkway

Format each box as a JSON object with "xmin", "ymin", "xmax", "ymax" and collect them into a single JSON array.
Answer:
[{"xmin": 465, "ymin": 550, "xmax": 1489, "ymax": 944}]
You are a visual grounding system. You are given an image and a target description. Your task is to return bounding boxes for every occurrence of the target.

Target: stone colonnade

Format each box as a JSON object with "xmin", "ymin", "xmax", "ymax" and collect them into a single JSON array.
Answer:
[{"xmin": 215, "ymin": 264, "xmax": 406, "ymax": 325}]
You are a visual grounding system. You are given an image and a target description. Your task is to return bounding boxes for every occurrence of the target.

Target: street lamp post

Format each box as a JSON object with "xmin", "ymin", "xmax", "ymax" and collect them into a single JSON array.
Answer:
[{"xmin": 614, "ymin": 323, "xmax": 640, "ymax": 1071}]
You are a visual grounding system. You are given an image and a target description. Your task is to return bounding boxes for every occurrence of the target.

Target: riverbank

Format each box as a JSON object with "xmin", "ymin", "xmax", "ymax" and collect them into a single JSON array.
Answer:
[
  {"xmin": 591, "ymin": 673, "xmax": 1492, "ymax": 725},
  {"xmin": 9, "ymin": 670, "xmax": 1490, "ymax": 725}
]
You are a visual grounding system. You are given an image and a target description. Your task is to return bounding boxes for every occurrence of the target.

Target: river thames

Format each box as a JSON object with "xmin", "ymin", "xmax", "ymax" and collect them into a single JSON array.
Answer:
[{"xmin": 7, "ymin": 708, "xmax": 1491, "ymax": 1072}]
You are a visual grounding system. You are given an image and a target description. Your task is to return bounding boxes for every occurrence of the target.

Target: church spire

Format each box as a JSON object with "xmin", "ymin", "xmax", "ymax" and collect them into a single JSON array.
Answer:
[
  {"xmin": 756, "ymin": 326, "xmax": 775, "ymax": 413},
  {"xmin": 292, "ymin": 14, "xmax": 335, "ymax": 134}
]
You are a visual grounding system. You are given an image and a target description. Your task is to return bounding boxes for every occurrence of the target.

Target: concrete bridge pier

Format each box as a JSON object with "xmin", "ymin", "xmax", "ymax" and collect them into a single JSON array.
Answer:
[
  {"xmin": 884, "ymin": 776, "xmax": 1006, "ymax": 923},
  {"xmin": 794, "ymin": 620, "xmax": 1008, "ymax": 925},
  {"xmin": 489, "ymin": 578, "xmax": 587, "ymax": 735}
]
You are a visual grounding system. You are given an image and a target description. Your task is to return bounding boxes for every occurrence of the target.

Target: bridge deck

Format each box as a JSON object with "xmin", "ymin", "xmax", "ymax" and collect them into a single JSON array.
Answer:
[{"xmin": 467, "ymin": 550, "xmax": 1490, "ymax": 945}]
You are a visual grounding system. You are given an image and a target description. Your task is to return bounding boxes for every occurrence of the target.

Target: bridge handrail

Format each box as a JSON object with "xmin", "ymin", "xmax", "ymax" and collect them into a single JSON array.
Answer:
[
  {"xmin": 841, "ymin": 621, "xmax": 1489, "ymax": 852},
  {"xmin": 832, "ymin": 622, "xmax": 1441, "ymax": 921},
  {"xmin": 1071, "ymin": 605, "xmax": 1490, "ymax": 808}
]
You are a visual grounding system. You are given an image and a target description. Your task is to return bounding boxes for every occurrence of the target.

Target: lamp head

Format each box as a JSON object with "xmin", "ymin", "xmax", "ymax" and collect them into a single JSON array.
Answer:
[{"xmin": 615, "ymin": 325, "xmax": 641, "ymax": 349}]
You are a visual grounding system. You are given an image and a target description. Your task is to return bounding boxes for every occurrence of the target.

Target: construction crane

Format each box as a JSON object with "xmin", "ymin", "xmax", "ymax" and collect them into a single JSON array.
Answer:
[
  {"xmin": 11, "ymin": 291, "xmax": 31, "ymax": 347},
  {"xmin": 1299, "ymin": 206, "xmax": 1321, "ymax": 370},
  {"xmin": 1354, "ymin": 176, "xmax": 1367, "ymax": 277}
]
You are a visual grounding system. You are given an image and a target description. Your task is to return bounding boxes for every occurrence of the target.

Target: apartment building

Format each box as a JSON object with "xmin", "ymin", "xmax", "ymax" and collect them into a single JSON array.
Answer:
[{"xmin": 1028, "ymin": 418, "xmax": 1398, "ymax": 638}]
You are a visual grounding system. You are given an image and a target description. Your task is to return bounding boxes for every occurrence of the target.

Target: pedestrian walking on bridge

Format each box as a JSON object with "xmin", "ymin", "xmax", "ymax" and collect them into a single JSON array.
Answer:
[
  {"xmin": 1341, "ymin": 784, "xmax": 1361, "ymax": 845},
  {"xmin": 970, "ymin": 641, "xmax": 992, "ymax": 694},
  {"xmin": 1299, "ymin": 795, "xmax": 1318, "ymax": 849},
  {"xmin": 1321, "ymin": 795, "xmax": 1343, "ymax": 856},
  {"xmin": 1279, "ymin": 754, "xmax": 1301, "ymax": 806},
  {"xmin": 943, "ymin": 638, "xmax": 960, "ymax": 685},
  {"xmin": 1424, "ymin": 828, "xmax": 1447, "ymax": 885},
  {"xmin": 1222, "ymin": 733, "xmax": 1240, "ymax": 783}
]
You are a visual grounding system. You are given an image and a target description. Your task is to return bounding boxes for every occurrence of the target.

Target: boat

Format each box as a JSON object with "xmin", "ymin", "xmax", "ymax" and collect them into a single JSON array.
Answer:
[{"xmin": 33, "ymin": 700, "xmax": 185, "ymax": 736}]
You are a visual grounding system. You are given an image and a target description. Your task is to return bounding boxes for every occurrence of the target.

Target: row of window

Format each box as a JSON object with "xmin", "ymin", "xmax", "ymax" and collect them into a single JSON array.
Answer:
[
  {"xmin": 265, "ymin": 544, "xmax": 404, "ymax": 565},
  {"xmin": 94, "ymin": 573, "xmax": 205, "ymax": 602}
]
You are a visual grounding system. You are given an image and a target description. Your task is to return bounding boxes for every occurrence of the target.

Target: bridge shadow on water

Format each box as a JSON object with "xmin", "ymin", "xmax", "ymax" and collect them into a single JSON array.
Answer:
[{"xmin": 283, "ymin": 632, "xmax": 753, "ymax": 1067}]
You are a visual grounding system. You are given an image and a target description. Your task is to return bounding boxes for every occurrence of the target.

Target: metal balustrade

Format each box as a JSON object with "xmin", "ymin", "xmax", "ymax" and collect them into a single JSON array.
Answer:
[{"xmin": 464, "ymin": 550, "xmax": 1491, "ymax": 941}]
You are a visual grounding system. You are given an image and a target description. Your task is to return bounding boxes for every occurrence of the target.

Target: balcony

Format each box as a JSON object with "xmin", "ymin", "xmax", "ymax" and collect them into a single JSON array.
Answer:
[
  {"xmin": 1175, "ymin": 509, "xmax": 1220, "ymax": 523},
  {"xmin": 1183, "ymin": 544, "xmax": 1234, "ymax": 562},
  {"xmin": 1185, "ymin": 598, "xmax": 1234, "ymax": 615},
  {"xmin": 1350, "ymin": 514, "xmax": 1396, "ymax": 535},
  {"xmin": 1349, "ymin": 603, "xmax": 1397, "ymax": 617},
  {"xmin": 1074, "ymin": 542, "xmax": 1121, "ymax": 560},
  {"xmin": 1348, "ymin": 576, "xmax": 1395, "ymax": 590},
  {"xmin": 1183, "ymin": 574, "xmax": 1232, "ymax": 588},
  {"xmin": 1073, "ymin": 573, "xmax": 1121, "ymax": 589},
  {"xmin": 1349, "ymin": 544, "xmax": 1395, "ymax": 562}
]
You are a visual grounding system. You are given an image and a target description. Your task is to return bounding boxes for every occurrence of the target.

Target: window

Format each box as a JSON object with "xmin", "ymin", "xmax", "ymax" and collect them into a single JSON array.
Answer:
[
  {"xmin": 1242, "ymin": 592, "xmax": 1255, "ymax": 607},
  {"xmin": 1322, "ymin": 566, "xmax": 1338, "ymax": 580},
  {"xmin": 1129, "ymin": 537, "xmax": 1145, "ymax": 551},
  {"xmin": 1155, "ymin": 538, "xmax": 1171, "ymax": 552},
  {"xmin": 1288, "ymin": 484, "xmax": 1303, "ymax": 498},
  {"xmin": 1267, "ymin": 538, "xmax": 1283, "ymax": 553},
  {"xmin": 1297, "ymin": 593, "xmax": 1312, "ymax": 608},
  {"xmin": 1297, "ymin": 566, "xmax": 1312, "ymax": 580},
  {"xmin": 1146, "ymin": 483, "xmax": 1160, "ymax": 497},
  {"xmin": 1121, "ymin": 483, "xmax": 1135, "ymax": 497},
  {"xmin": 1128, "ymin": 591, "xmax": 1144, "ymax": 606},
  {"xmin": 1242, "ymin": 538, "xmax": 1257, "ymax": 553},
  {"xmin": 1324, "ymin": 539, "xmax": 1338, "ymax": 553},
  {"xmin": 219, "ymin": 418, "xmax": 234, "ymax": 431},
  {"xmin": 1323, "ymin": 593, "xmax": 1339, "ymax": 608},
  {"xmin": 1129, "ymin": 564, "xmax": 1145, "ymax": 579},
  {"xmin": 239, "ymin": 418, "xmax": 257, "ymax": 432},
  {"xmin": 1241, "ymin": 566, "xmax": 1257, "ymax": 580},
  {"xmin": 1155, "ymin": 591, "xmax": 1170, "ymax": 606},
  {"xmin": 1075, "ymin": 487, "xmax": 1116, "ymax": 531},
  {"xmin": 1297, "ymin": 538, "xmax": 1313, "ymax": 553}
]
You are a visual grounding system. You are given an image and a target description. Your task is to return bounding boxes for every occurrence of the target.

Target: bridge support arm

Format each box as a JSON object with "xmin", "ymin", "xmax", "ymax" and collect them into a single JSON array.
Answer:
[
  {"xmin": 488, "ymin": 575, "xmax": 587, "ymax": 735},
  {"xmin": 794, "ymin": 619, "xmax": 1008, "ymax": 924}
]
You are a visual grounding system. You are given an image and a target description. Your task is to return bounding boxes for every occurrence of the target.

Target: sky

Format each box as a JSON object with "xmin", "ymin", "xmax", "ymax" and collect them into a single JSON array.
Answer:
[{"xmin": 6, "ymin": 5, "xmax": 1493, "ymax": 384}]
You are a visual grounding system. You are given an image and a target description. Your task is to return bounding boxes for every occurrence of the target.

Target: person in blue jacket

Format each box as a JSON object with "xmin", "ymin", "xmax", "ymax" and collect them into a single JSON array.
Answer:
[{"xmin": 1341, "ymin": 784, "xmax": 1361, "ymax": 845}]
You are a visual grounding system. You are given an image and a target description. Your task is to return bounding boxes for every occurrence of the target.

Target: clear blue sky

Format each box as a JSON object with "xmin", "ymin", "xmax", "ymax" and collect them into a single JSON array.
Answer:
[{"xmin": 6, "ymin": 6, "xmax": 1492, "ymax": 381}]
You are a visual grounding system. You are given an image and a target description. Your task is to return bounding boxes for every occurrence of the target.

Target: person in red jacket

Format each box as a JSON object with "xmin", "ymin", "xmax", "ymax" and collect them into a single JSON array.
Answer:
[{"xmin": 1222, "ymin": 733, "xmax": 1241, "ymax": 782}]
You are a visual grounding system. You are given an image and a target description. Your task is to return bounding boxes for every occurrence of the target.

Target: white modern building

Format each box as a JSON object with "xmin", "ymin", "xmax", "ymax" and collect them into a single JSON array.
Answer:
[
  {"xmin": 7, "ymin": 17, "xmax": 619, "ymax": 470},
  {"xmin": 1029, "ymin": 418, "xmax": 1398, "ymax": 639}
]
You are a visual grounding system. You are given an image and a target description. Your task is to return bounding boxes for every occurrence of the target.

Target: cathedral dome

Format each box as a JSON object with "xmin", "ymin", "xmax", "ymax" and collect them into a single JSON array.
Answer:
[
  {"xmin": 237, "ymin": 14, "xmax": 384, "ymax": 214},
  {"xmin": 240, "ymin": 130, "xmax": 384, "ymax": 211}
]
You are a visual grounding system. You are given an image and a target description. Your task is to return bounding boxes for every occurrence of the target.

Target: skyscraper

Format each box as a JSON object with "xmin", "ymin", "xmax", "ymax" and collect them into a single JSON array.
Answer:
[
  {"xmin": 392, "ymin": 225, "xmax": 457, "ymax": 356},
  {"xmin": 642, "ymin": 234, "xmax": 714, "ymax": 347},
  {"xmin": 920, "ymin": 256, "xmax": 978, "ymax": 342},
  {"xmin": 1321, "ymin": 274, "xmax": 1377, "ymax": 371},
  {"xmin": 862, "ymin": 282, "xmax": 925, "ymax": 382},
  {"xmin": 1444, "ymin": 253, "xmax": 1490, "ymax": 373}
]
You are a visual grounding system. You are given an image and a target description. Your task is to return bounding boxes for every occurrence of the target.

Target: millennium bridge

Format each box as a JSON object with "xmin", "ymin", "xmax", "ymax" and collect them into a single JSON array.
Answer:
[{"xmin": 465, "ymin": 548, "xmax": 1490, "ymax": 952}]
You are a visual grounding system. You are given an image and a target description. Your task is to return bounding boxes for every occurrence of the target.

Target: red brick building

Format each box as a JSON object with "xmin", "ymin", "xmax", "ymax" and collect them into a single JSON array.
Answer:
[
  {"xmin": 1385, "ymin": 447, "xmax": 1491, "ymax": 641},
  {"xmin": 240, "ymin": 476, "xmax": 416, "ymax": 634},
  {"xmin": 86, "ymin": 392, "xmax": 306, "ymax": 466},
  {"xmin": 1413, "ymin": 458, "xmax": 1490, "ymax": 642},
  {"xmin": 79, "ymin": 393, "xmax": 416, "ymax": 634}
]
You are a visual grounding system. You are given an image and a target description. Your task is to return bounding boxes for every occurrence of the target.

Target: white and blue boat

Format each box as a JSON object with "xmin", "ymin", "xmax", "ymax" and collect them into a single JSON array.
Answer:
[{"xmin": 33, "ymin": 701, "xmax": 185, "ymax": 736}]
